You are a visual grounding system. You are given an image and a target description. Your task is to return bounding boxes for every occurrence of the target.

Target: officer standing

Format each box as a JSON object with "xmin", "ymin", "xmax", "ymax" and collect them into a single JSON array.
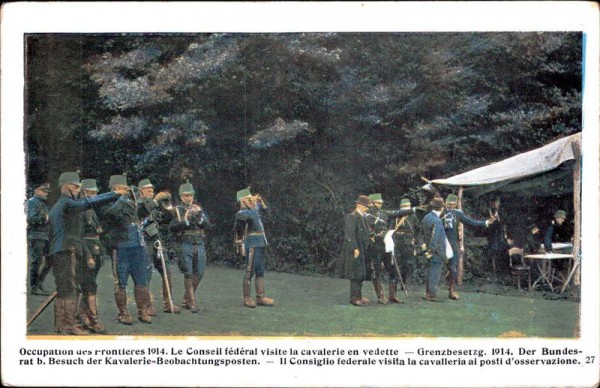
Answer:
[
  {"xmin": 365, "ymin": 194, "xmax": 416, "ymax": 304},
  {"xmin": 137, "ymin": 178, "xmax": 180, "ymax": 314},
  {"xmin": 442, "ymin": 194, "xmax": 493, "ymax": 300},
  {"xmin": 543, "ymin": 210, "xmax": 573, "ymax": 253},
  {"xmin": 170, "ymin": 180, "xmax": 211, "ymax": 313},
  {"xmin": 234, "ymin": 188, "xmax": 274, "ymax": 308},
  {"xmin": 104, "ymin": 174, "xmax": 152, "ymax": 325},
  {"xmin": 392, "ymin": 198, "xmax": 425, "ymax": 299},
  {"xmin": 48, "ymin": 171, "xmax": 124, "ymax": 335},
  {"xmin": 422, "ymin": 196, "xmax": 449, "ymax": 302},
  {"xmin": 77, "ymin": 179, "xmax": 108, "ymax": 333},
  {"xmin": 27, "ymin": 182, "xmax": 52, "ymax": 295}
]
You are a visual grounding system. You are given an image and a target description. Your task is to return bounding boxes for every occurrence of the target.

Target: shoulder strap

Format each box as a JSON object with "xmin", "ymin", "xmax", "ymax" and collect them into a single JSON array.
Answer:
[{"xmin": 175, "ymin": 206, "xmax": 182, "ymax": 222}]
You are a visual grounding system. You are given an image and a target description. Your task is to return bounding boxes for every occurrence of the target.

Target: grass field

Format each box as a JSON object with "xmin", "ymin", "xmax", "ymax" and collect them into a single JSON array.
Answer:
[{"xmin": 26, "ymin": 263, "xmax": 580, "ymax": 338}]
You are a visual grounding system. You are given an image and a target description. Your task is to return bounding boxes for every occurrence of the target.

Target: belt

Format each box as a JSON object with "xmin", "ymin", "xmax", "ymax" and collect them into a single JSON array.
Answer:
[{"xmin": 247, "ymin": 232, "xmax": 265, "ymax": 236}]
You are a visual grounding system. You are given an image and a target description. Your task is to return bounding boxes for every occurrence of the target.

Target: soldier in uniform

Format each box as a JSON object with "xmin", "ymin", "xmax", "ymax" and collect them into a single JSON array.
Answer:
[
  {"xmin": 48, "ymin": 171, "xmax": 124, "ymax": 335},
  {"xmin": 234, "ymin": 188, "xmax": 274, "ymax": 308},
  {"xmin": 137, "ymin": 178, "xmax": 180, "ymax": 314},
  {"xmin": 421, "ymin": 196, "xmax": 449, "ymax": 302},
  {"xmin": 365, "ymin": 194, "xmax": 416, "ymax": 304},
  {"xmin": 392, "ymin": 198, "xmax": 425, "ymax": 295},
  {"xmin": 77, "ymin": 179, "xmax": 108, "ymax": 333},
  {"xmin": 340, "ymin": 195, "xmax": 372, "ymax": 306},
  {"xmin": 104, "ymin": 174, "xmax": 152, "ymax": 325},
  {"xmin": 27, "ymin": 182, "xmax": 52, "ymax": 295},
  {"xmin": 486, "ymin": 196, "xmax": 510, "ymax": 272},
  {"xmin": 170, "ymin": 180, "xmax": 211, "ymax": 313},
  {"xmin": 442, "ymin": 194, "xmax": 493, "ymax": 300},
  {"xmin": 543, "ymin": 210, "xmax": 573, "ymax": 253}
]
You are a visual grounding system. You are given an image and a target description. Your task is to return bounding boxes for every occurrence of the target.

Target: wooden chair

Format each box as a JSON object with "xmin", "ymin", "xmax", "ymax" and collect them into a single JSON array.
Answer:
[{"xmin": 508, "ymin": 247, "xmax": 531, "ymax": 291}]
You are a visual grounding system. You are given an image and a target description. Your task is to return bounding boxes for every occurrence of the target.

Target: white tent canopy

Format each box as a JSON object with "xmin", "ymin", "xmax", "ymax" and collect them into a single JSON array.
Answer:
[{"xmin": 429, "ymin": 132, "xmax": 581, "ymax": 197}]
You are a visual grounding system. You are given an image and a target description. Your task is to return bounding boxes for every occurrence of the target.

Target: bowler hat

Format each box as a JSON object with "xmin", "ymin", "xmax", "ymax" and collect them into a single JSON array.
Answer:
[
  {"xmin": 81, "ymin": 179, "xmax": 99, "ymax": 192},
  {"xmin": 109, "ymin": 174, "xmax": 128, "ymax": 188},
  {"xmin": 553, "ymin": 210, "xmax": 567, "ymax": 219},
  {"xmin": 236, "ymin": 188, "xmax": 252, "ymax": 202},
  {"xmin": 400, "ymin": 198, "xmax": 411, "ymax": 207},
  {"xmin": 429, "ymin": 196, "xmax": 445, "ymax": 209},
  {"xmin": 445, "ymin": 194, "xmax": 458, "ymax": 204},
  {"xmin": 355, "ymin": 195, "xmax": 370, "ymax": 207},
  {"xmin": 58, "ymin": 171, "xmax": 81, "ymax": 187},
  {"xmin": 138, "ymin": 178, "xmax": 154, "ymax": 189},
  {"xmin": 179, "ymin": 179, "xmax": 195, "ymax": 195},
  {"xmin": 369, "ymin": 193, "xmax": 383, "ymax": 203}
]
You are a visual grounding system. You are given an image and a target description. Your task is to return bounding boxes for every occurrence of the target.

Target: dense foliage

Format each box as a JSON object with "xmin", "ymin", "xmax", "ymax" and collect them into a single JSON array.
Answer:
[{"xmin": 25, "ymin": 32, "xmax": 582, "ymax": 277}]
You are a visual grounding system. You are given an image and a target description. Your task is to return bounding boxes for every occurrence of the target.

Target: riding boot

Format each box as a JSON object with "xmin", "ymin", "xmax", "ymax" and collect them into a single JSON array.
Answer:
[
  {"xmin": 61, "ymin": 296, "xmax": 90, "ymax": 335},
  {"xmin": 191, "ymin": 274, "xmax": 200, "ymax": 312},
  {"xmin": 146, "ymin": 289, "xmax": 157, "ymax": 316},
  {"xmin": 448, "ymin": 274, "xmax": 459, "ymax": 300},
  {"xmin": 135, "ymin": 286, "xmax": 152, "ymax": 323},
  {"xmin": 115, "ymin": 288, "xmax": 133, "ymax": 325},
  {"xmin": 388, "ymin": 279, "xmax": 403, "ymax": 304},
  {"xmin": 54, "ymin": 297, "xmax": 64, "ymax": 333},
  {"xmin": 243, "ymin": 278, "xmax": 256, "ymax": 308},
  {"xmin": 373, "ymin": 278, "xmax": 387, "ymax": 304},
  {"xmin": 87, "ymin": 294, "xmax": 107, "ymax": 333},
  {"xmin": 255, "ymin": 277, "xmax": 274, "ymax": 306},
  {"xmin": 75, "ymin": 291, "xmax": 91, "ymax": 328},
  {"xmin": 184, "ymin": 277, "xmax": 198, "ymax": 313},
  {"xmin": 162, "ymin": 272, "xmax": 180, "ymax": 313}
]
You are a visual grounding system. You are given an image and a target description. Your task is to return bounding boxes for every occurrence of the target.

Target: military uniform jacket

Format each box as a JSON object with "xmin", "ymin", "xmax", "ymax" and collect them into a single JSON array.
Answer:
[
  {"xmin": 27, "ymin": 196, "xmax": 50, "ymax": 241},
  {"xmin": 365, "ymin": 207, "xmax": 414, "ymax": 239},
  {"xmin": 392, "ymin": 213, "xmax": 423, "ymax": 246},
  {"xmin": 171, "ymin": 204, "xmax": 211, "ymax": 244},
  {"xmin": 422, "ymin": 211, "xmax": 447, "ymax": 259},
  {"xmin": 544, "ymin": 221, "xmax": 572, "ymax": 251},
  {"xmin": 340, "ymin": 210, "xmax": 371, "ymax": 280},
  {"xmin": 442, "ymin": 209, "xmax": 486, "ymax": 245},
  {"xmin": 234, "ymin": 203, "xmax": 267, "ymax": 248},
  {"xmin": 103, "ymin": 196, "xmax": 145, "ymax": 249},
  {"xmin": 82, "ymin": 208, "xmax": 105, "ymax": 257},
  {"xmin": 49, "ymin": 192, "xmax": 118, "ymax": 256}
]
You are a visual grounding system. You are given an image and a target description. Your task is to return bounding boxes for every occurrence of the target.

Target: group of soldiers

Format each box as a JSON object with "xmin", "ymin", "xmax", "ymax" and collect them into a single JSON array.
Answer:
[
  {"xmin": 27, "ymin": 171, "xmax": 272, "ymax": 335},
  {"xmin": 340, "ymin": 193, "xmax": 496, "ymax": 305}
]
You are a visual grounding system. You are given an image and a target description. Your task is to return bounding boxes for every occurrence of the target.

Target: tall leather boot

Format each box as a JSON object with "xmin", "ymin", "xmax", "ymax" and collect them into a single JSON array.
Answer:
[
  {"xmin": 146, "ymin": 288, "xmax": 157, "ymax": 317},
  {"xmin": 184, "ymin": 277, "xmax": 198, "ymax": 313},
  {"xmin": 76, "ymin": 292, "xmax": 92, "ymax": 329},
  {"xmin": 162, "ymin": 272, "xmax": 180, "ymax": 313},
  {"xmin": 448, "ymin": 273, "xmax": 459, "ymax": 300},
  {"xmin": 373, "ymin": 277, "xmax": 387, "ymax": 304},
  {"xmin": 115, "ymin": 288, "xmax": 133, "ymax": 325},
  {"xmin": 255, "ymin": 277, "xmax": 274, "ymax": 306},
  {"xmin": 242, "ymin": 278, "xmax": 256, "ymax": 308},
  {"xmin": 135, "ymin": 286, "xmax": 152, "ymax": 323},
  {"xmin": 61, "ymin": 296, "xmax": 90, "ymax": 335},
  {"xmin": 87, "ymin": 294, "xmax": 107, "ymax": 333},
  {"xmin": 388, "ymin": 279, "xmax": 403, "ymax": 304},
  {"xmin": 54, "ymin": 297, "xmax": 64, "ymax": 333},
  {"xmin": 192, "ymin": 274, "xmax": 200, "ymax": 313}
]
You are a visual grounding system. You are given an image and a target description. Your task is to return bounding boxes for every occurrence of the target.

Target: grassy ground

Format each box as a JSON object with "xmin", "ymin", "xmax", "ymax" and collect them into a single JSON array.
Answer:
[{"xmin": 27, "ymin": 263, "xmax": 580, "ymax": 338}]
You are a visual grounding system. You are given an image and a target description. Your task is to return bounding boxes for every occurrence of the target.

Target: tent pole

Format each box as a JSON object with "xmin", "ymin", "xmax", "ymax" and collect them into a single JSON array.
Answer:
[
  {"xmin": 457, "ymin": 187, "xmax": 464, "ymax": 285},
  {"xmin": 572, "ymin": 143, "xmax": 581, "ymax": 287}
]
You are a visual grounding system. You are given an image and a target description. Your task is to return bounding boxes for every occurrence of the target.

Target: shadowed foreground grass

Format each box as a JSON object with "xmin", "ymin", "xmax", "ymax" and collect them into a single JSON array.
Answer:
[{"xmin": 27, "ymin": 264, "xmax": 579, "ymax": 338}]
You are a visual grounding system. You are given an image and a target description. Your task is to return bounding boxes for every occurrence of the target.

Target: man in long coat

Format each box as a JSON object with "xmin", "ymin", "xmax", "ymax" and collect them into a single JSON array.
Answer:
[
  {"xmin": 341, "ymin": 195, "xmax": 372, "ymax": 306},
  {"xmin": 422, "ymin": 196, "xmax": 449, "ymax": 302}
]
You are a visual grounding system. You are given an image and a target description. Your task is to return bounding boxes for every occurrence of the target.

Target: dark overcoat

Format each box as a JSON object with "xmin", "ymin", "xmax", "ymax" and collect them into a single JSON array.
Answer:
[
  {"xmin": 340, "ymin": 210, "xmax": 371, "ymax": 280},
  {"xmin": 422, "ymin": 211, "xmax": 447, "ymax": 259}
]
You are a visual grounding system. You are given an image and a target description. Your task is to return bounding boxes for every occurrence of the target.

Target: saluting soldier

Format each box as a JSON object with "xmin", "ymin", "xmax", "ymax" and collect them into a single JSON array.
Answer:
[
  {"xmin": 104, "ymin": 174, "xmax": 152, "ymax": 325},
  {"xmin": 442, "ymin": 194, "xmax": 493, "ymax": 300},
  {"xmin": 77, "ymin": 179, "xmax": 108, "ymax": 333},
  {"xmin": 365, "ymin": 194, "xmax": 416, "ymax": 304},
  {"xmin": 137, "ymin": 178, "xmax": 180, "ymax": 314},
  {"xmin": 48, "ymin": 171, "xmax": 124, "ymax": 335},
  {"xmin": 392, "ymin": 198, "xmax": 425, "ymax": 297},
  {"xmin": 27, "ymin": 182, "xmax": 52, "ymax": 295},
  {"xmin": 170, "ymin": 180, "xmax": 211, "ymax": 313},
  {"xmin": 341, "ymin": 195, "xmax": 372, "ymax": 306},
  {"xmin": 421, "ymin": 196, "xmax": 449, "ymax": 302},
  {"xmin": 234, "ymin": 188, "xmax": 274, "ymax": 308}
]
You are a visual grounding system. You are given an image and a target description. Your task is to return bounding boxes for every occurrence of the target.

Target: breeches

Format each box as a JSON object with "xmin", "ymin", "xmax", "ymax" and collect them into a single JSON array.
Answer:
[
  {"xmin": 180, "ymin": 242, "xmax": 206, "ymax": 278},
  {"xmin": 50, "ymin": 251, "xmax": 78, "ymax": 297},
  {"xmin": 28, "ymin": 239, "xmax": 49, "ymax": 286},
  {"xmin": 244, "ymin": 245, "xmax": 265, "ymax": 279},
  {"xmin": 370, "ymin": 240, "xmax": 396, "ymax": 280},
  {"xmin": 77, "ymin": 253, "xmax": 103, "ymax": 294},
  {"xmin": 116, "ymin": 246, "xmax": 148, "ymax": 289}
]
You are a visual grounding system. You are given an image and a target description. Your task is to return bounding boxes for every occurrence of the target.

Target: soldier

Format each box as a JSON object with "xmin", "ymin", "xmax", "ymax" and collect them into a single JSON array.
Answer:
[
  {"xmin": 48, "ymin": 171, "xmax": 125, "ymax": 335},
  {"xmin": 365, "ymin": 194, "xmax": 416, "ymax": 304},
  {"xmin": 137, "ymin": 178, "xmax": 180, "ymax": 314},
  {"xmin": 104, "ymin": 174, "xmax": 152, "ymax": 325},
  {"xmin": 27, "ymin": 182, "xmax": 52, "ymax": 295},
  {"xmin": 234, "ymin": 188, "xmax": 273, "ymax": 308},
  {"xmin": 170, "ymin": 180, "xmax": 211, "ymax": 313},
  {"xmin": 486, "ymin": 196, "xmax": 510, "ymax": 272},
  {"xmin": 421, "ymin": 196, "xmax": 450, "ymax": 302},
  {"xmin": 543, "ymin": 210, "xmax": 573, "ymax": 253},
  {"xmin": 340, "ymin": 195, "xmax": 372, "ymax": 306},
  {"xmin": 77, "ymin": 179, "xmax": 108, "ymax": 333},
  {"xmin": 392, "ymin": 198, "xmax": 425, "ymax": 296},
  {"xmin": 442, "ymin": 194, "xmax": 493, "ymax": 300}
]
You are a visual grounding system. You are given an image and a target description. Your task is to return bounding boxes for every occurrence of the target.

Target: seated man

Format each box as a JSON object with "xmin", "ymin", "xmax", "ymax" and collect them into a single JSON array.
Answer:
[{"xmin": 544, "ymin": 210, "xmax": 573, "ymax": 253}]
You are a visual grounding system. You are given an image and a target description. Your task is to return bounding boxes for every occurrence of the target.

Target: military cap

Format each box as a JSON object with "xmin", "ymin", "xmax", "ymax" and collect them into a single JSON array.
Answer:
[
  {"xmin": 369, "ymin": 193, "xmax": 384, "ymax": 203},
  {"xmin": 355, "ymin": 195, "xmax": 370, "ymax": 207},
  {"xmin": 81, "ymin": 179, "xmax": 99, "ymax": 192},
  {"xmin": 179, "ymin": 179, "xmax": 195, "ymax": 195},
  {"xmin": 58, "ymin": 171, "xmax": 81, "ymax": 187},
  {"xmin": 429, "ymin": 196, "xmax": 445, "ymax": 209},
  {"xmin": 138, "ymin": 178, "xmax": 154, "ymax": 189},
  {"xmin": 34, "ymin": 183, "xmax": 51, "ymax": 192},
  {"xmin": 553, "ymin": 210, "xmax": 567, "ymax": 219},
  {"xmin": 109, "ymin": 174, "xmax": 128, "ymax": 188},
  {"xmin": 445, "ymin": 194, "xmax": 458, "ymax": 204},
  {"xmin": 236, "ymin": 188, "xmax": 252, "ymax": 202},
  {"xmin": 400, "ymin": 198, "xmax": 411, "ymax": 207}
]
